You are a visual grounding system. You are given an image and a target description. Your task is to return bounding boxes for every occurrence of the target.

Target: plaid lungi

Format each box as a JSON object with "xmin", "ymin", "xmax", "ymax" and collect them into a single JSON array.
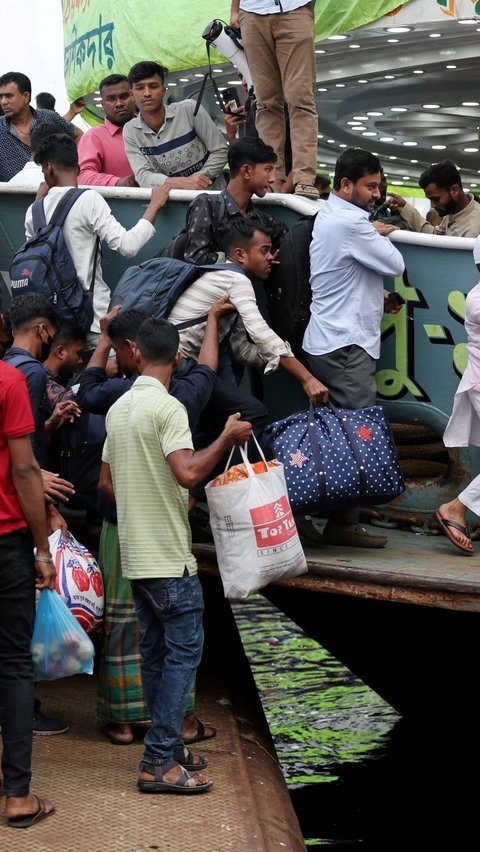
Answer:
[{"xmin": 96, "ymin": 521, "xmax": 194, "ymax": 722}]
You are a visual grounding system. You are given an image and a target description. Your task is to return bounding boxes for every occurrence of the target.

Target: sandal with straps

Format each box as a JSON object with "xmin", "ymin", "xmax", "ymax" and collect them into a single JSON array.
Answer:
[
  {"xmin": 173, "ymin": 745, "xmax": 208, "ymax": 771},
  {"xmin": 138, "ymin": 759, "xmax": 213, "ymax": 794},
  {"xmin": 294, "ymin": 183, "xmax": 320, "ymax": 200}
]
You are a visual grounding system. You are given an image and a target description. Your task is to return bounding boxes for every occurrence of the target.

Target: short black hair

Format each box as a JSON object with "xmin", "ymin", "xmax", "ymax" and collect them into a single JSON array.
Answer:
[
  {"xmin": 34, "ymin": 132, "xmax": 78, "ymax": 170},
  {"xmin": 107, "ymin": 308, "xmax": 150, "ymax": 343},
  {"xmin": 36, "ymin": 92, "xmax": 56, "ymax": 110},
  {"xmin": 221, "ymin": 218, "xmax": 272, "ymax": 255},
  {"xmin": 50, "ymin": 320, "xmax": 86, "ymax": 347},
  {"xmin": 128, "ymin": 62, "xmax": 168, "ymax": 86},
  {"xmin": 99, "ymin": 74, "xmax": 129, "ymax": 92},
  {"xmin": 9, "ymin": 294, "xmax": 59, "ymax": 332},
  {"xmin": 333, "ymin": 148, "xmax": 381, "ymax": 191},
  {"xmin": 136, "ymin": 317, "xmax": 179, "ymax": 364},
  {"xmin": 0, "ymin": 71, "xmax": 31, "ymax": 96},
  {"xmin": 314, "ymin": 174, "xmax": 331, "ymax": 191},
  {"xmin": 419, "ymin": 160, "xmax": 463, "ymax": 192},
  {"xmin": 30, "ymin": 122, "xmax": 62, "ymax": 155},
  {"xmin": 227, "ymin": 137, "xmax": 277, "ymax": 177}
]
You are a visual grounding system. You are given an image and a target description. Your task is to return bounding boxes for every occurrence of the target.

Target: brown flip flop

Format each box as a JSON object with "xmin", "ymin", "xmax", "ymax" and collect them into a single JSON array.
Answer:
[
  {"xmin": 435, "ymin": 510, "xmax": 474, "ymax": 555},
  {"xmin": 7, "ymin": 794, "xmax": 55, "ymax": 828}
]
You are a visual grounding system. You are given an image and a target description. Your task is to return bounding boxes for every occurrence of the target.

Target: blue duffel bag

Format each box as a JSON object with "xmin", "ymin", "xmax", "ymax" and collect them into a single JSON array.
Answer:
[{"xmin": 266, "ymin": 402, "xmax": 405, "ymax": 513}]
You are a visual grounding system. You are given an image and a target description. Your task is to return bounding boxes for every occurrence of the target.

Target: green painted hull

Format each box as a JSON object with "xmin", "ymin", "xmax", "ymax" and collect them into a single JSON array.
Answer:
[{"xmin": 1, "ymin": 186, "xmax": 477, "ymax": 515}]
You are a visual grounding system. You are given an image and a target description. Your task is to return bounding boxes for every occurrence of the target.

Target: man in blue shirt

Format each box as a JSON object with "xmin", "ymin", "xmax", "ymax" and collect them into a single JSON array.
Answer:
[{"xmin": 303, "ymin": 148, "xmax": 405, "ymax": 548}]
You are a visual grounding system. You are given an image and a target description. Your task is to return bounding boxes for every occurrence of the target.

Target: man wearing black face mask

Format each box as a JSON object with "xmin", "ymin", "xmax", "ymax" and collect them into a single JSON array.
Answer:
[{"xmin": 4, "ymin": 294, "xmax": 79, "ymax": 469}]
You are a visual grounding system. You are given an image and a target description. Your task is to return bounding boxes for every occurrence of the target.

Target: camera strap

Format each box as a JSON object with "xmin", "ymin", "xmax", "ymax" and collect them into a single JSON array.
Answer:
[{"xmin": 194, "ymin": 39, "xmax": 225, "ymax": 117}]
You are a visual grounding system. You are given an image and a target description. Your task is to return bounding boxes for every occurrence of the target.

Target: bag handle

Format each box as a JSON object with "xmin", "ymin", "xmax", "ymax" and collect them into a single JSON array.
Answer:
[
  {"xmin": 306, "ymin": 403, "xmax": 367, "ymax": 497},
  {"xmin": 223, "ymin": 432, "xmax": 266, "ymax": 476}
]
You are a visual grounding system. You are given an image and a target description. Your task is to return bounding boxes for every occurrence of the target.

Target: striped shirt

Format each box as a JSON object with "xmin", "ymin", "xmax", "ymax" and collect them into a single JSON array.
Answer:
[
  {"xmin": 102, "ymin": 376, "xmax": 197, "ymax": 580},
  {"xmin": 167, "ymin": 267, "xmax": 293, "ymax": 373},
  {"xmin": 123, "ymin": 100, "xmax": 228, "ymax": 189}
]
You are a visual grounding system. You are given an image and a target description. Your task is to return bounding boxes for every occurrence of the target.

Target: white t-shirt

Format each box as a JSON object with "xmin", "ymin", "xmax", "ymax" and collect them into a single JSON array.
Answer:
[{"xmin": 25, "ymin": 186, "xmax": 155, "ymax": 333}]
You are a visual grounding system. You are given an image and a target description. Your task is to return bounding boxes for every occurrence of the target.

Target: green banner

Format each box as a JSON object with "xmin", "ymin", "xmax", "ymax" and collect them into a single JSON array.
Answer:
[{"xmin": 62, "ymin": 0, "xmax": 411, "ymax": 101}]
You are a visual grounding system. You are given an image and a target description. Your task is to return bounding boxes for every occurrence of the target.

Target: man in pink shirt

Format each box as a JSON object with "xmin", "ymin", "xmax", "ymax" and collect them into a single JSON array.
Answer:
[{"xmin": 78, "ymin": 74, "xmax": 137, "ymax": 187}]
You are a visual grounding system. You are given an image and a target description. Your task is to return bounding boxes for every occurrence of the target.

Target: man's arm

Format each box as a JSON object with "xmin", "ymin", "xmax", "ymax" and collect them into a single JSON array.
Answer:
[
  {"xmin": 99, "ymin": 461, "xmax": 116, "ymax": 503},
  {"xmin": 351, "ymin": 217, "xmax": 406, "ymax": 277},
  {"xmin": 279, "ymin": 356, "xmax": 329, "ymax": 405},
  {"xmin": 230, "ymin": 0, "xmax": 240, "ymax": 28},
  {"xmin": 197, "ymin": 295, "xmax": 237, "ymax": 373},
  {"xmin": 63, "ymin": 97, "xmax": 86, "ymax": 123},
  {"xmin": 86, "ymin": 185, "xmax": 169, "ymax": 257},
  {"xmin": 167, "ymin": 413, "xmax": 252, "ymax": 489},
  {"xmin": 388, "ymin": 193, "xmax": 441, "ymax": 235},
  {"xmin": 9, "ymin": 435, "xmax": 55, "ymax": 589}
]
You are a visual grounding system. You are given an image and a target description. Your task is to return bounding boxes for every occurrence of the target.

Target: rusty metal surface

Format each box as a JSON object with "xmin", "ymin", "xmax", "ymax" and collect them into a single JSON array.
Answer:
[
  {"xmin": 195, "ymin": 523, "xmax": 480, "ymax": 613},
  {"xmin": 1, "ymin": 672, "xmax": 304, "ymax": 851}
]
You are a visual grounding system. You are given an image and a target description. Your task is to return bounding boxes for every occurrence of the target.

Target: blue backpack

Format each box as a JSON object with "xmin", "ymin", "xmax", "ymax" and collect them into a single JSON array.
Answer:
[
  {"xmin": 110, "ymin": 257, "xmax": 238, "ymax": 330},
  {"xmin": 9, "ymin": 188, "xmax": 98, "ymax": 331}
]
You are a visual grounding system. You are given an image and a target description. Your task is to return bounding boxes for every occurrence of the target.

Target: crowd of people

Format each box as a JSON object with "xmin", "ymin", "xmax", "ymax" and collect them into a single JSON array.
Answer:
[{"xmin": 2, "ymin": 11, "xmax": 480, "ymax": 827}]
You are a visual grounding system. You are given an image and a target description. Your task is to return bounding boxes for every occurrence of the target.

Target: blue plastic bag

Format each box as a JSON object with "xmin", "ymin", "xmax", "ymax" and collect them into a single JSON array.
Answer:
[{"xmin": 31, "ymin": 589, "xmax": 95, "ymax": 680}]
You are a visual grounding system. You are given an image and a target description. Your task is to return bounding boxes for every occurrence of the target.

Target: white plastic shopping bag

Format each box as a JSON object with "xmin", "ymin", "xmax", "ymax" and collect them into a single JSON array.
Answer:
[
  {"xmin": 205, "ymin": 437, "xmax": 307, "ymax": 599},
  {"xmin": 49, "ymin": 529, "xmax": 104, "ymax": 632}
]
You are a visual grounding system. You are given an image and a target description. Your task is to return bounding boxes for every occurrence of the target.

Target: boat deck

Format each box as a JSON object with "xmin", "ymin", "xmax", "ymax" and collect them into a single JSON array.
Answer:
[
  {"xmin": 2, "ymin": 664, "xmax": 305, "ymax": 851},
  {"xmin": 196, "ymin": 524, "xmax": 480, "ymax": 613}
]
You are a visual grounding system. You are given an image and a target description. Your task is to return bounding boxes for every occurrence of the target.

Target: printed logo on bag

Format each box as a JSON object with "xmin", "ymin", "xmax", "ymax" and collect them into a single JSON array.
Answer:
[
  {"xmin": 356, "ymin": 425, "xmax": 373, "ymax": 441},
  {"xmin": 250, "ymin": 496, "xmax": 297, "ymax": 549},
  {"xmin": 289, "ymin": 449, "xmax": 309, "ymax": 468}
]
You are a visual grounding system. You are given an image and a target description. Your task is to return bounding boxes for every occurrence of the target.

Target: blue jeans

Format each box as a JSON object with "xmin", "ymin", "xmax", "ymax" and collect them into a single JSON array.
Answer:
[
  {"xmin": 0, "ymin": 530, "xmax": 35, "ymax": 797},
  {"xmin": 131, "ymin": 571, "xmax": 204, "ymax": 765}
]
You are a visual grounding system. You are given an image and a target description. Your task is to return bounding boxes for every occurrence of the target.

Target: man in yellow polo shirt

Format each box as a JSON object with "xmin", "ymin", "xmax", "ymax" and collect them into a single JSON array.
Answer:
[{"xmin": 100, "ymin": 317, "xmax": 251, "ymax": 794}]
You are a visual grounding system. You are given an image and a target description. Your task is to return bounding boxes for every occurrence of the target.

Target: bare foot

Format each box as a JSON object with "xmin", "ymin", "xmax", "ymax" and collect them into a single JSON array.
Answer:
[
  {"xmin": 5, "ymin": 792, "xmax": 55, "ymax": 821},
  {"xmin": 437, "ymin": 500, "xmax": 471, "ymax": 549},
  {"xmin": 106, "ymin": 722, "xmax": 134, "ymax": 744}
]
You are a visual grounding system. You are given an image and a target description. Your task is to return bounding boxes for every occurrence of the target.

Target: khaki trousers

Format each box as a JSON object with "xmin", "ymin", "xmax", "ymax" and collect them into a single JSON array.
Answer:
[{"xmin": 239, "ymin": 3, "xmax": 318, "ymax": 186}]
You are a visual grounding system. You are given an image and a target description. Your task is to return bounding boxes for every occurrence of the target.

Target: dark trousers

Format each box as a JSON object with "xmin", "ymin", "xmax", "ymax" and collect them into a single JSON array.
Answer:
[
  {"xmin": 304, "ymin": 346, "xmax": 377, "ymax": 524},
  {"xmin": 191, "ymin": 375, "xmax": 272, "ymax": 498},
  {"xmin": 0, "ymin": 530, "xmax": 35, "ymax": 797},
  {"xmin": 304, "ymin": 345, "xmax": 377, "ymax": 410}
]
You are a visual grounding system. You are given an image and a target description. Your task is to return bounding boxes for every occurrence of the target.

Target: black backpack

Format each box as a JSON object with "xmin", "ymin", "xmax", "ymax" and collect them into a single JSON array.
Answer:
[
  {"xmin": 264, "ymin": 214, "xmax": 317, "ymax": 358},
  {"xmin": 9, "ymin": 188, "xmax": 99, "ymax": 331},
  {"xmin": 157, "ymin": 194, "xmax": 228, "ymax": 260},
  {"xmin": 57, "ymin": 411, "xmax": 106, "ymax": 511},
  {"xmin": 110, "ymin": 257, "xmax": 238, "ymax": 329}
]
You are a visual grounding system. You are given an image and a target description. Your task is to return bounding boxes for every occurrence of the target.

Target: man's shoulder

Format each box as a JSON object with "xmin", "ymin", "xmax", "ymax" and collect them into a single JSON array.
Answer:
[
  {"xmin": 4, "ymin": 348, "xmax": 41, "ymax": 370},
  {"xmin": 35, "ymin": 109, "xmax": 73, "ymax": 133},
  {"xmin": 0, "ymin": 358, "xmax": 29, "ymax": 387},
  {"xmin": 166, "ymin": 99, "xmax": 196, "ymax": 118},
  {"xmin": 81, "ymin": 123, "xmax": 108, "ymax": 141},
  {"xmin": 200, "ymin": 265, "xmax": 250, "ymax": 285},
  {"xmin": 122, "ymin": 114, "xmax": 143, "ymax": 137}
]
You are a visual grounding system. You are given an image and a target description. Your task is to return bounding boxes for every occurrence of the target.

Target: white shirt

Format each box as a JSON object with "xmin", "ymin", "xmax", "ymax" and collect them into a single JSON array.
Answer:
[
  {"xmin": 443, "ymin": 280, "xmax": 480, "ymax": 447},
  {"xmin": 303, "ymin": 193, "xmax": 405, "ymax": 360},
  {"xmin": 7, "ymin": 161, "xmax": 43, "ymax": 188},
  {"xmin": 167, "ymin": 267, "xmax": 293, "ymax": 373},
  {"xmin": 25, "ymin": 186, "xmax": 155, "ymax": 333},
  {"xmin": 240, "ymin": 0, "xmax": 311, "ymax": 12}
]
